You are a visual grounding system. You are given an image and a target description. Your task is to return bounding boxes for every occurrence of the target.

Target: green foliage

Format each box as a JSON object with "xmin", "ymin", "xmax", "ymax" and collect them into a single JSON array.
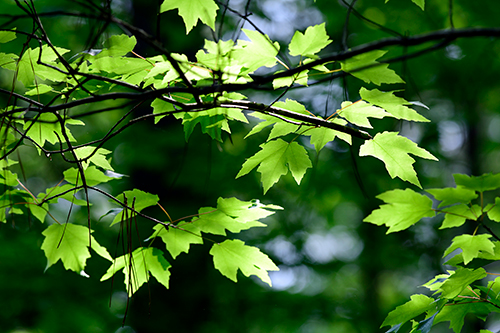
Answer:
[
  {"xmin": 367, "ymin": 172, "xmax": 500, "ymax": 332},
  {"xmin": 3, "ymin": 0, "xmax": 500, "ymax": 331}
]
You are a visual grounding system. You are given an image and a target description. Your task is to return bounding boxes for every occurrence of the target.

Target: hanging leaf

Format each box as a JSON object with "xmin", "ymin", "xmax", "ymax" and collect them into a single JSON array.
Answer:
[
  {"xmin": 41, "ymin": 223, "xmax": 112, "ymax": 277},
  {"xmin": 150, "ymin": 223, "xmax": 204, "ymax": 259},
  {"xmin": 443, "ymin": 234, "xmax": 495, "ymax": 265},
  {"xmin": 160, "ymin": 0, "xmax": 219, "ymax": 34},
  {"xmin": 359, "ymin": 132, "xmax": 438, "ymax": 188},
  {"xmin": 453, "ymin": 173, "xmax": 500, "ymax": 193},
  {"xmin": 100, "ymin": 247, "xmax": 171, "ymax": 296},
  {"xmin": 236, "ymin": 139, "xmax": 312, "ymax": 193},
  {"xmin": 426, "ymin": 187, "xmax": 478, "ymax": 208},
  {"xmin": 337, "ymin": 100, "xmax": 391, "ymax": 129},
  {"xmin": 381, "ymin": 294, "xmax": 435, "ymax": 328},
  {"xmin": 232, "ymin": 29, "xmax": 279, "ymax": 74},
  {"xmin": 341, "ymin": 50, "xmax": 404, "ymax": 85},
  {"xmin": 360, "ymin": 88, "xmax": 429, "ymax": 122},
  {"xmin": 438, "ymin": 204, "xmax": 479, "ymax": 229},
  {"xmin": 288, "ymin": 23, "xmax": 332, "ymax": 57},
  {"xmin": 111, "ymin": 189, "xmax": 159, "ymax": 226},
  {"xmin": 210, "ymin": 239, "xmax": 278, "ymax": 286},
  {"xmin": 364, "ymin": 188, "xmax": 434, "ymax": 233}
]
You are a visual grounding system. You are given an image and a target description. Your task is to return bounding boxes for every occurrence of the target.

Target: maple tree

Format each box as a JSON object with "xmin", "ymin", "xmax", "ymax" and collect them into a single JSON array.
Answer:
[{"xmin": 2, "ymin": 0, "xmax": 500, "ymax": 331}]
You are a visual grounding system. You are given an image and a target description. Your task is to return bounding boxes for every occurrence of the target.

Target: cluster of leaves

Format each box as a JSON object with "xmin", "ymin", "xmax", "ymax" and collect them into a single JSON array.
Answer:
[
  {"xmin": 366, "ymin": 173, "xmax": 500, "ymax": 332},
  {"xmin": 8, "ymin": 0, "xmax": 499, "ymax": 331}
]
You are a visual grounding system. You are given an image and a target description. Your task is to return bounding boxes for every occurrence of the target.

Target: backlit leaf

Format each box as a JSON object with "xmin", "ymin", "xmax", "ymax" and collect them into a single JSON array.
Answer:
[
  {"xmin": 443, "ymin": 234, "xmax": 495, "ymax": 265},
  {"xmin": 364, "ymin": 188, "xmax": 434, "ymax": 233},
  {"xmin": 360, "ymin": 88, "xmax": 429, "ymax": 122},
  {"xmin": 288, "ymin": 23, "xmax": 332, "ymax": 57},
  {"xmin": 341, "ymin": 50, "xmax": 404, "ymax": 85},
  {"xmin": 381, "ymin": 294, "xmax": 435, "ymax": 327},
  {"xmin": 426, "ymin": 187, "xmax": 478, "ymax": 208},
  {"xmin": 337, "ymin": 100, "xmax": 391, "ymax": 129},
  {"xmin": 41, "ymin": 223, "xmax": 112, "ymax": 276},
  {"xmin": 453, "ymin": 173, "xmax": 500, "ymax": 193},
  {"xmin": 236, "ymin": 139, "xmax": 312, "ymax": 193},
  {"xmin": 160, "ymin": 0, "xmax": 219, "ymax": 34},
  {"xmin": 359, "ymin": 132, "xmax": 437, "ymax": 188},
  {"xmin": 210, "ymin": 239, "xmax": 278, "ymax": 286},
  {"xmin": 150, "ymin": 223, "xmax": 203, "ymax": 259},
  {"xmin": 101, "ymin": 247, "xmax": 171, "ymax": 296}
]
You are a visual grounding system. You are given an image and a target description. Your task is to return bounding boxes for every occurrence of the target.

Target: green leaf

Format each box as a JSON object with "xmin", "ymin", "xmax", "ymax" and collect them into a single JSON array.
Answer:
[
  {"xmin": 216, "ymin": 197, "xmax": 281, "ymax": 222},
  {"xmin": 385, "ymin": 0, "xmax": 424, "ymax": 10},
  {"xmin": 192, "ymin": 207, "xmax": 266, "ymax": 236},
  {"xmin": 23, "ymin": 113, "xmax": 84, "ymax": 151},
  {"xmin": 95, "ymin": 34, "xmax": 137, "ymax": 58},
  {"xmin": 232, "ymin": 29, "xmax": 280, "ymax": 74},
  {"xmin": 340, "ymin": 50, "xmax": 404, "ymax": 85},
  {"xmin": 288, "ymin": 23, "xmax": 332, "ymax": 57},
  {"xmin": 443, "ymin": 234, "xmax": 495, "ymax": 265},
  {"xmin": 307, "ymin": 118, "xmax": 352, "ymax": 153},
  {"xmin": 236, "ymin": 139, "xmax": 312, "ymax": 193},
  {"xmin": 246, "ymin": 99, "xmax": 310, "ymax": 140},
  {"xmin": 453, "ymin": 173, "xmax": 500, "ymax": 192},
  {"xmin": 426, "ymin": 187, "xmax": 478, "ymax": 208},
  {"xmin": 359, "ymin": 132, "xmax": 438, "ymax": 188},
  {"xmin": 272, "ymin": 69, "xmax": 309, "ymax": 89},
  {"xmin": 337, "ymin": 100, "xmax": 391, "ymax": 129},
  {"xmin": 63, "ymin": 166, "xmax": 117, "ymax": 187},
  {"xmin": 486, "ymin": 197, "xmax": 500, "ymax": 222},
  {"xmin": 360, "ymin": 88, "xmax": 429, "ymax": 122},
  {"xmin": 381, "ymin": 294, "xmax": 435, "ymax": 327},
  {"xmin": 434, "ymin": 290, "xmax": 496, "ymax": 333},
  {"xmin": 438, "ymin": 204, "xmax": 479, "ymax": 229},
  {"xmin": 439, "ymin": 267, "xmax": 487, "ymax": 299},
  {"xmin": 364, "ymin": 188, "xmax": 434, "ymax": 233},
  {"xmin": 150, "ymin": 223, "xmax": 203, "ymax": 259},
  {"xmin": 160, "ymin": 0, "xmax": 219, "ymax": 34},
  {"xmin": 73, "ymin": 146, "xmax": 113, "ymax": 171},
  {"xmin": 111, "ymin": 189, "xmax": 159, "ymax": 226},
  {"xmin": 210, "ymin": 239, "xmax": 278, "ymax": 286},
  {"xmin": 100, "ymin": 247, "xmax": 171, "ymax": 296},
  {"xmin": 24, "ymin": 84, "xmax": 53, "ymax": 96},
  {"xmin": 0, "ymin": 30, "xmax": 16, "ymax": 43},
  {"xmin": 41, "ymin": 223, "xmax": 112, "ymax": 276}
]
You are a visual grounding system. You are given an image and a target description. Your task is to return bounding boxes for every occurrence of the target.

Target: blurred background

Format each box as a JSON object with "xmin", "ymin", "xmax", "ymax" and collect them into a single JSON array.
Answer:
[{"xmin": 1, "ymin": 0, "xmax": 500, "ymax": 332}]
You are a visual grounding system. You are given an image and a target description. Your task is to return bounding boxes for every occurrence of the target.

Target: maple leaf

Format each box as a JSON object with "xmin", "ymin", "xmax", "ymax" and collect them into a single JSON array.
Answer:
[
  {"xmin": 232, "ymin": 29, "xmax": 279, "ymax": 74},
  {"xmin": 360, "ymin": 88, "xmax": 429, "ymax": 122},
  {"xmin": 453, "ymin": 173, "xmax": 500, "ymax": 192},
  {"xmin": 340, "ymin": 50, "xmax": 404, "ymax": 85},
  {"xmin": 288, "ymin": 23, "xmax": 332, "ymax": 57},
  {"xmin": 381, "ymin": 294, "xmax": 435, "ymax": 328},
  {"xmin": 210, "ymin": 239, "xmax": 279, "ymax": 286},
  {"xmin": 363, "ymin": 188, "xmax": 434, "ymax": 233},
  {"xmin": 443, "ymin": 234, "xmax": 495, "ymax": 265},
  {"xmin": 426, "ymin": 187, "xmax": 478, "ymax": 208},
  {"xmin": 192, "ymin": 207, "xmax": 266, "ymax": 236},
  {"xmin": 160, "ymin": 0, "xmax": 219, "ymax": 34},
  {"xmin": 101, "ymin": 247, "xmax": 171, "ymax": 296},
  {"xmin": 337, "ymin": 100, "xmax": 391, "ymax": 129},
  {"xmin": 111, "ymin": 189, "xmax": 159, "ymax": 226},
  {"xmin": 41, "ymin": 223, "xmax": 112, "ymax": 276},
  {"xmin": 438, "ymin": 204, "xmax": 479, "ymax": 229},
  {"xmin": 150, "ymin": 223, "xmax": 204, "ymax": 259},
  {"xmin": 359, "ymin": 131, "xmax": 437, "ymax": 188},
  {"xmin": 73, "ymin": 146, "xmax": 113, "ymax": 171},
  {"xmin": 307, "ymin": 118, "xmax": 352, "ymax": 153},
  {"xmin": 236, "ymin": 139, "xmax": 312, "ymax": 193},
  {"xmin": 245, "ymin": 99, "xmax": 309, "ymax": 140}
]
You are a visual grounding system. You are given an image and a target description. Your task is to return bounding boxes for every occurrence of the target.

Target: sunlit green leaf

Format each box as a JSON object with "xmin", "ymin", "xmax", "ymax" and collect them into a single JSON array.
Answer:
[
  {"xmin": 160, "ymin": 0, "xmax": 219, "ymax": 33},
  {"xmin": 359, "ymin": 132, "xmax": 437, "ymax": 188},
  {"xmin": 288, "ymin": 23, "xmax": 332, "ymax": 57},
  {"xmin": 364, "ymin": 188, "xmax": 434, "ymax": 233},
  {"xmin": 443, "ymin": 234, "xmax": 495, "ymax": 265},
  {"xmin": 210, "ymin": 239, "xmax": 279, "ymax": 286}
]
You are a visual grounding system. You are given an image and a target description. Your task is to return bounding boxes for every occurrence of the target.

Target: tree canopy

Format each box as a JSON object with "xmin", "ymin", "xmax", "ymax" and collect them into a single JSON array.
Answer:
[{"xmin": 2, "ymin": 0, "xmax": 500, "ymax": 332}]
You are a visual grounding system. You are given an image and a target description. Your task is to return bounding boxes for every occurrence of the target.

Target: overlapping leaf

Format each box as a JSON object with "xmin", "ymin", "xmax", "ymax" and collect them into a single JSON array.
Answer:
[
  {"xmin": 288, "ymin": 23, "xmax": 331, "ymax": 57},
  {"xmin": 101, "ymin": 247, "xmax": 171, "ymax": 296},
  {"xmin": 336, "ymin": 100, "xmax": 391, "ymax": 129},
  {"xmin": 443, "ymin": 234, "xmax": 495, "ymax": 265},
  {"xmin": 111, "ymin": 189, "xmax": 159, "ymax": 225}
]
